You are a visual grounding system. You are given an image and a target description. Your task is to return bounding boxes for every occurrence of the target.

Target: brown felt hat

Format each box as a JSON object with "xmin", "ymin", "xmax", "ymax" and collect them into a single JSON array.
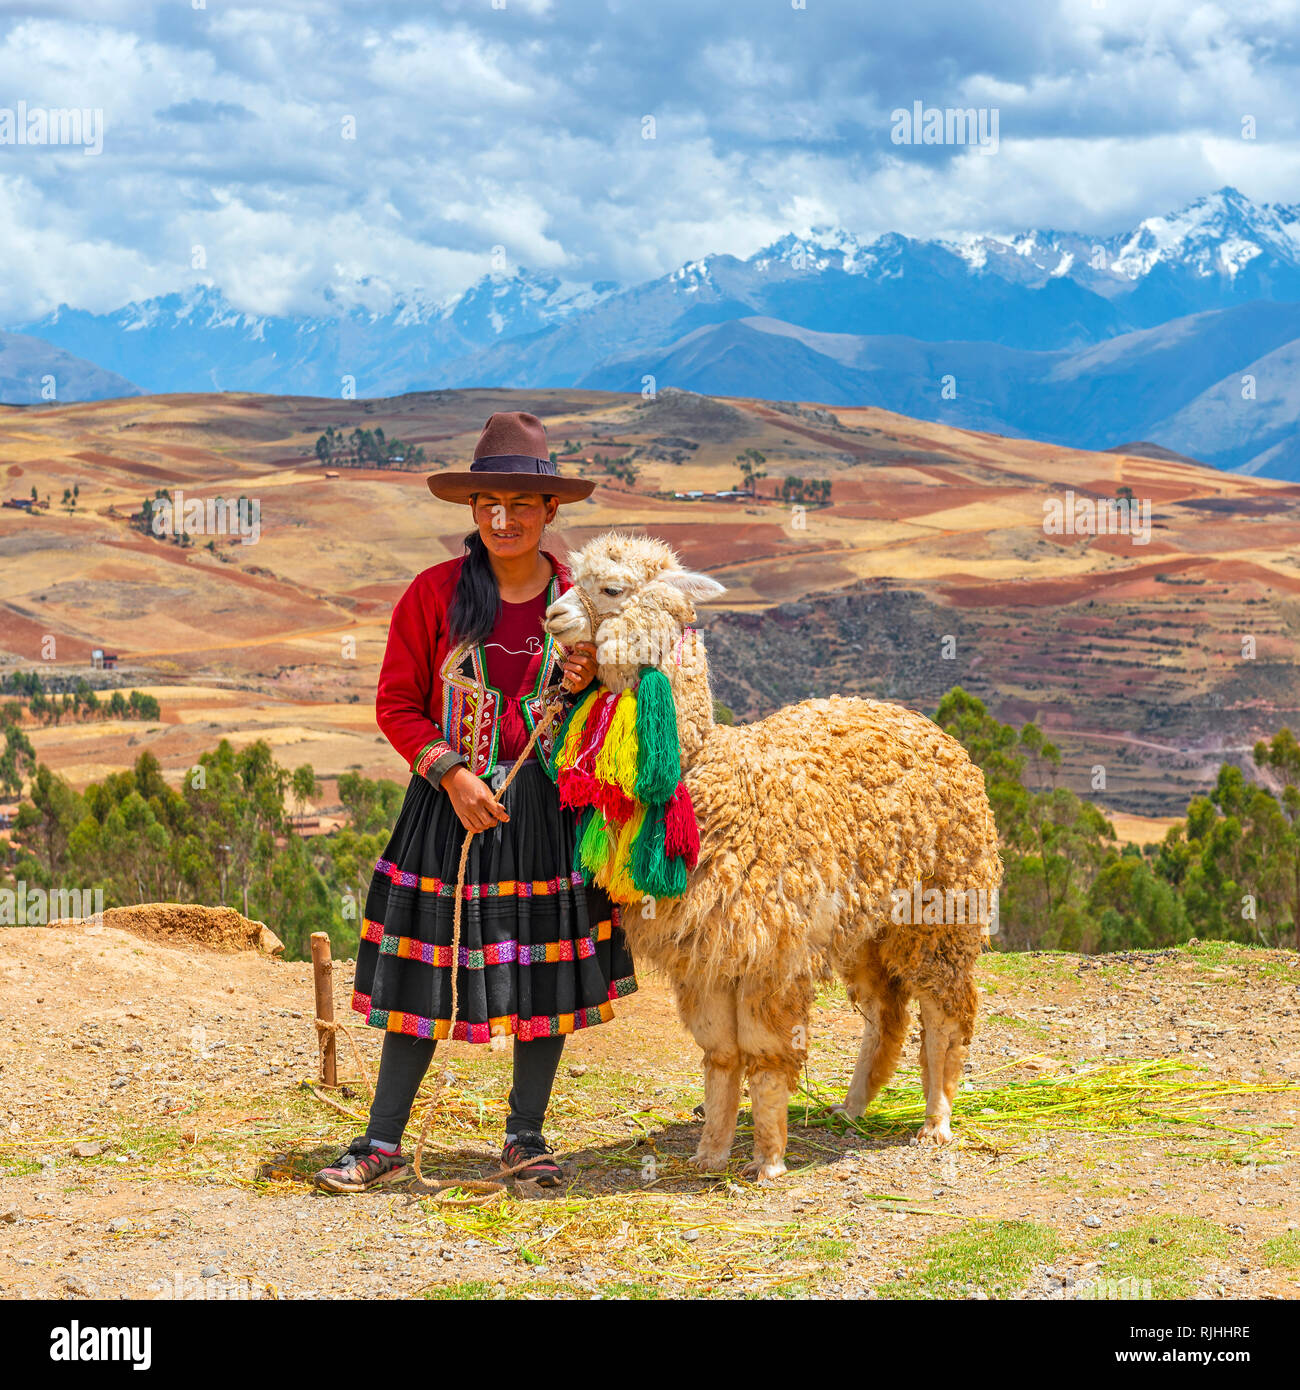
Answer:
[{"xmin": 426, "ymin": 411, "xmax": 595, "ymax": 504}]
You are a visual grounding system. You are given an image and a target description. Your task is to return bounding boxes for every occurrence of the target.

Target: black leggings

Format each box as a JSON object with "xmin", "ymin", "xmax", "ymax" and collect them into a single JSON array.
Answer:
[{"xmin": 365, "ymin": 1030, "xmax": 567, "ymax": 1146}]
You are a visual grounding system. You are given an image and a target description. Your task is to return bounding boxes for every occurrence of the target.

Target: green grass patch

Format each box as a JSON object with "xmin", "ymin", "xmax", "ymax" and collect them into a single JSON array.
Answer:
[
  {"xmin": 1091, "ymin": 1216, "xmax": 1229, "ymax": 1299},
  {"xmin": 1171, "ymin": 940, "xmax": 1296, "ymax": 985},
  {"xmin": 982, "ymin": 951, "xmax": 1078, "ymax": 982},
  {"xmin": 422, "ymin": 1279, "xmax": 499, "ymax": 1301},
  {"xmin": 1262, "ymin": 1231, "xmax": 1300, "ymax": 1270},
  {"xmin": 811, "ymin": 1238, "xmax": 850, "ymax": 1261},
  {"xmin": 422, "ymin": 1276, "xmax": 661, "ymax": 1301},
  {"xmin": 986, "ymin": 1012, "xmax": 1052, "ymax": 1038},
  {"xmin": 816, "ymin": 977, "xmax": 850, "ymax": 1005},
  {"xmin": 0, "ymin": 1155, "xmax": 42, "ymax": 1177},
  {"xmin": 887, "ymin": 1220, "xmax": 1061, "ymax": 1300}
]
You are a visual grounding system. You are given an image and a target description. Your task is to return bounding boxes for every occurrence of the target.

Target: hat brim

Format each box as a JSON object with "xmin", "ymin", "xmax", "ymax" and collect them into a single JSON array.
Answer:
[{"xmin": 425, "ymin": 470, "xmax": 594, "ymax": 504}]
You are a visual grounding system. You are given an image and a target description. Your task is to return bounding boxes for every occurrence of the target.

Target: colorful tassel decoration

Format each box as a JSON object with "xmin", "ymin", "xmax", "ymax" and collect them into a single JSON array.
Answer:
[
  {"xmin": 634, "ymin": 667, "xmax": 681, "ymax": 804},
  {"xmin": 592, "ymin": 691, "xmax": 639, "ymax": 825},
  {"xmin": 578, "ymin": 804, "xmax": 613, "ymax": 879},
  {"xmin": 556, "ymin": 689, "xmax": 617, "ymax": 811},
  {"xmin": 662, "ymin": 781, "xmax": 700, "ymax": 870},
  {"xmin": 546, "ymin": 663, "xmax": 700, "ymax": 907}
]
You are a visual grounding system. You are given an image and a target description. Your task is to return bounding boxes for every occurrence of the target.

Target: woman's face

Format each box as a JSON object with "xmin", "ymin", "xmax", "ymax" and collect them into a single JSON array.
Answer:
[{"xmin": 471, "ymin": 490, "xmax": 558, "ymax": 559}]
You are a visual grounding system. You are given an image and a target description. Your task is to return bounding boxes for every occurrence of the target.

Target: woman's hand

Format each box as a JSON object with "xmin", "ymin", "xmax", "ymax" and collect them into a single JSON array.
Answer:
[
  {"xmin": 441, "ymin": 765, "xmax": 510, "ymax": 833},
  {"xmin": 561, "ymin": 640, "xmax": 598, "ymax": 693}
]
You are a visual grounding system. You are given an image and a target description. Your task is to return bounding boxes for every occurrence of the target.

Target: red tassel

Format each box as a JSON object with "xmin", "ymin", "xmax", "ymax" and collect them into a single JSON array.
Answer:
[
  {"xmin": 576, "ymin": 693, "xmax": 619, "ymax": 766},
  {"xmin": 558, "ymin": 768, "xmax": 597, "ymax": 809},
  {"xmin": 595, "ymin": 781, "xmax": 637, "ymax": 825},
  {"xmin": 663, "ymin": 781, "xmax": 699, "ymax": 870}
]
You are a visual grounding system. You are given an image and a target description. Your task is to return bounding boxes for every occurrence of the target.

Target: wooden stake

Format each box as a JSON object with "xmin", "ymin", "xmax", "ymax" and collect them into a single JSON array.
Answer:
[{"xmin": 310, "ymin": 931, "xmax": 336, "ymax": 1087}]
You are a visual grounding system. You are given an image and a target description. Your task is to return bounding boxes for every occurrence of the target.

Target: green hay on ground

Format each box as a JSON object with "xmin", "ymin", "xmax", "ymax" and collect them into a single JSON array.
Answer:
[{"xmin": 793, "ymin": 1058, "xmax": 1299, "ymax": 1154}]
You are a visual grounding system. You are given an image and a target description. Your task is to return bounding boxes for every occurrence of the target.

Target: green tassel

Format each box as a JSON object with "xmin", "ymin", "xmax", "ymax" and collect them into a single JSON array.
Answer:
[
  {"xmin": 630, "ymin": 804, "xmax": 666, "ymax": 894},
  {"xmin": 634, "ymin": 666, "xmax": 681, "ymax": 804},
  {"xmin": 632, "ymin": 805, "xmax": 687, "ymax": 899},
  {"xmin": 572, "ymin": 805, "xmax": 592, "ymax": 876},
  {"xmin": 662, "ymin": 854, "xmax": 688, "ymax": 898},
  {"xmin": 578, "ymin": 805, "xmax": 612, "ymax": 876}
]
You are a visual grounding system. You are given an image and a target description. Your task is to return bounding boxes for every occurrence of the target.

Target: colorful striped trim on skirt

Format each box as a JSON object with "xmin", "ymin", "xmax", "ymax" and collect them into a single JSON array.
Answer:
[
  {"xmin": 374, "ymin": 857, "xmax": 585, "ymax": 900},
  {"xmin": 350, "ymin": 973, "xmax": 639, "ymax": 1043},
  {"xmin": 359, "ymin": 914, "xmax": 614, "ymax": 968}
]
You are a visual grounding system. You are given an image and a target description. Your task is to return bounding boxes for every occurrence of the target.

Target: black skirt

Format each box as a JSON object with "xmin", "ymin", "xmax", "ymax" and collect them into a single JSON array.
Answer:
[{"xmin": 351, "ymin": 759, "xmax": 638, "ymax": 1042}]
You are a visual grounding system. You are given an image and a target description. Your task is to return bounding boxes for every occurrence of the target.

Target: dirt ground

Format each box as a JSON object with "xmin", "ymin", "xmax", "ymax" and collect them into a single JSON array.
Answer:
[{"xmin": 0, "ymin": 920, "xmax": 1297, "ymax": 1301}]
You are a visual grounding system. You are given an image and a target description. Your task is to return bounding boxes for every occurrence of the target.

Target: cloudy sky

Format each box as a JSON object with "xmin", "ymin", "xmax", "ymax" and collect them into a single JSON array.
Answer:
[{"xmin": 1, "ymin": 0, "xmax": 1297, "ymax": 321}]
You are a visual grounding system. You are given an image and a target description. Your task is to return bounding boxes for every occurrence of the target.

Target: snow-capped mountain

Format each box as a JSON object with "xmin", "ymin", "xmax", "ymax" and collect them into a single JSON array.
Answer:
[
  {"xmin": 16, "ymin": 271, "xmax": 622, "ymax": 399},
  {"xmin": 7, "ymin": 187, "xmax": 1300, "ymax": 479},
  {"xmin": 1107, "ymin": 186, "xmax": 1300, "ymax": 281}
]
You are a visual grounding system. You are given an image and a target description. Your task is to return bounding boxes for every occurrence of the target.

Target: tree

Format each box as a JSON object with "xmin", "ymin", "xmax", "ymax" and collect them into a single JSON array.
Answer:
[
  {"xmin": 0, "ymin": 723, "xmax": 36, "ymax": 799},
  {"xmin": 1253, "ymin": 730, "xmax": 1300, "ymax": 948},
  {"xmin": 13, "ymin": 765, "xmax": 85, "ymax": 880},
  {"xmin": 736, "ymin": 448, "xmax": 767, "ymax": 495},
  {"xmin": 291, "ymin": 763, "xmax": 321, "ymax": 818},
  {"xmin": 932, "ymin": 688, "xmax": 1119, "ymax": 950}
]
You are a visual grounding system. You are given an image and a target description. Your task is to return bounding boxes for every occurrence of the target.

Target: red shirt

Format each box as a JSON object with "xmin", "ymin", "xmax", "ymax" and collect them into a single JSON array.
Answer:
[
  {"xmin": 486, "ymin": 588, "xmax": 552, "ymax": 760},
  {"xmin": 375, "ymin": 550, "xmax": 577, "ymax": 785}
]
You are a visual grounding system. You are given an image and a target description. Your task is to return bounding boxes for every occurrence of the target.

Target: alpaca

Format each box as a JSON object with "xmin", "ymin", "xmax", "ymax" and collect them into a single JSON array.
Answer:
[{"xmin": 544, "ymin": 532, "xmax": 1003, "ymax": 1179}]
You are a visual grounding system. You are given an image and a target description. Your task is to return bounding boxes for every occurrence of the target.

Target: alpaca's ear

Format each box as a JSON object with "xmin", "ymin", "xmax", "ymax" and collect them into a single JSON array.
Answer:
[{"xmin": 661, "ymin": 569, "xmax": 727, "ymax": 602}]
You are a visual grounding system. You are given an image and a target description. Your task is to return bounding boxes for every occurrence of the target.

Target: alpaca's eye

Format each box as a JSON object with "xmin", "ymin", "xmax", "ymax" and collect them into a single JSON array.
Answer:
[{"xmin": 601, "ymin": 586, "xmax": 623, "ymax": 598}]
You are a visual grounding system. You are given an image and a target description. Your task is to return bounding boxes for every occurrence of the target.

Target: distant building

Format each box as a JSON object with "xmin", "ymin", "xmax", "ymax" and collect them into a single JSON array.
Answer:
[
  {"xmin": 287, "ymin": 812, "xmax": 344, "ymax": 838},
  {"xmin": 0, "ymin": 803, "xmax": 17, "ymax": 830},
  {"xmin": 90, "ymin": 649, "xmax": 119, "ymax": 670},
  {"xmin": 3, "ymin": 497, "xmax": 34, "ymax": 511}
]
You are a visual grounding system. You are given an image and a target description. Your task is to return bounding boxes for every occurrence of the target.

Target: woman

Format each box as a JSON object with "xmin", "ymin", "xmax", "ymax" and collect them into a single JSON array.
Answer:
[{"xmin": 314, "ymin": 411, "xmax": 637, "ymax": 1192}]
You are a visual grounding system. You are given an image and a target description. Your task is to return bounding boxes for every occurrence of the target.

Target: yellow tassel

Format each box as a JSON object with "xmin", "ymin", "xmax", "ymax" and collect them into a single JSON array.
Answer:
[
  {"xmin": 605, "ymin": 804, "xmax": 646, "ymax": 903},
  {"xmin": 612, "ymin": 703, "xmax": 640, "ymax": 800},
  {"xmin": 590, "ymin": 818, "xmax": 617, "ymax": 890},
  {"xmin": 593, "ymin": 691, "xmax": 638, "ymax": 791}
]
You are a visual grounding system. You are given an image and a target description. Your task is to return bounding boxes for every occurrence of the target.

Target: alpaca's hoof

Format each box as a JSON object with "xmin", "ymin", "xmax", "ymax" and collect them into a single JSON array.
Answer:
[
  {"xmin": 833, "ymin": 1098, "xmax": 866, "ymax": 1120},
  {"xmin": 742, "ymin": 1157, "xmax": 787, "ymax": 1182},
  {"xmin": 915, "ymin": 1117, "xmax": 953, "ymax": 1146},
  {"xmin": 689, "ymin": 1146, "xmax": 731, "ymax": 1171}
]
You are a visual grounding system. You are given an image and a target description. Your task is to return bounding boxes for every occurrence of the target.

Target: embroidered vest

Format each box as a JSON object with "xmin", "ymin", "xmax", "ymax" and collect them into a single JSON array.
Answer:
[{"xmin": 437, "ymin": 574, "xmax": 566, "ymax": 779}]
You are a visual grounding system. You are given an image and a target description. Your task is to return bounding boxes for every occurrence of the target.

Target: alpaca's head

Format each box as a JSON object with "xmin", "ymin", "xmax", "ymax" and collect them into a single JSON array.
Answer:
[{"xmin": 546, "ymin": 530, "xmax": 726, "ymax": 687}]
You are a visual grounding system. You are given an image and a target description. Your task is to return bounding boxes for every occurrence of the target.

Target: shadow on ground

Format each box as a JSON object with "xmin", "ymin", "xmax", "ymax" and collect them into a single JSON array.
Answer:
[{"xmin": 261, "ymin": 1105, "xmax": 918, "ymax": 1201}]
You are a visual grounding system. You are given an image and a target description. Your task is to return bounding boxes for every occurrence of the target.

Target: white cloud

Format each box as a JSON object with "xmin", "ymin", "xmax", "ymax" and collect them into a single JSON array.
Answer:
[{"xmin": 0, "ymin": 0, "xmax": 1297, "ymax": 321}]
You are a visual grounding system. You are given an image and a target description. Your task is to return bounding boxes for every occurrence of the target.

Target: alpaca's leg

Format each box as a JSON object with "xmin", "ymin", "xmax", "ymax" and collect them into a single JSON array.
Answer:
[
  {"xmin": 737, "ymin": 982, "xmax": 810, "ymax": 1181},
  {"xmin": 915, "ymin": 991, "xmax": 971, "ymax": 1145},
  {"xmin": 679, "ymin": 987, "xmax": 742, "ymax": 1170},
  {"xmin": 840, "ymin": 954, "xmax": 911, "ymax": 1118}
]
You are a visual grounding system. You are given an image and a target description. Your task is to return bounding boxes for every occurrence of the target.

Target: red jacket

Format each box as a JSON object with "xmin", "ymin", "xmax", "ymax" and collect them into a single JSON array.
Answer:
[{"xmin": 376, "ymin": 550, "xmax": 580, "ymax": 786}]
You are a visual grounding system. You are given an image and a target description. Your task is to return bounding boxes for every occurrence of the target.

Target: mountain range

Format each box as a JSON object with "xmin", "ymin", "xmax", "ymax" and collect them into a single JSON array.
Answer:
[{"xmin": 7, "ymin": 186, "xmax": 1300, "ymax": 477}]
